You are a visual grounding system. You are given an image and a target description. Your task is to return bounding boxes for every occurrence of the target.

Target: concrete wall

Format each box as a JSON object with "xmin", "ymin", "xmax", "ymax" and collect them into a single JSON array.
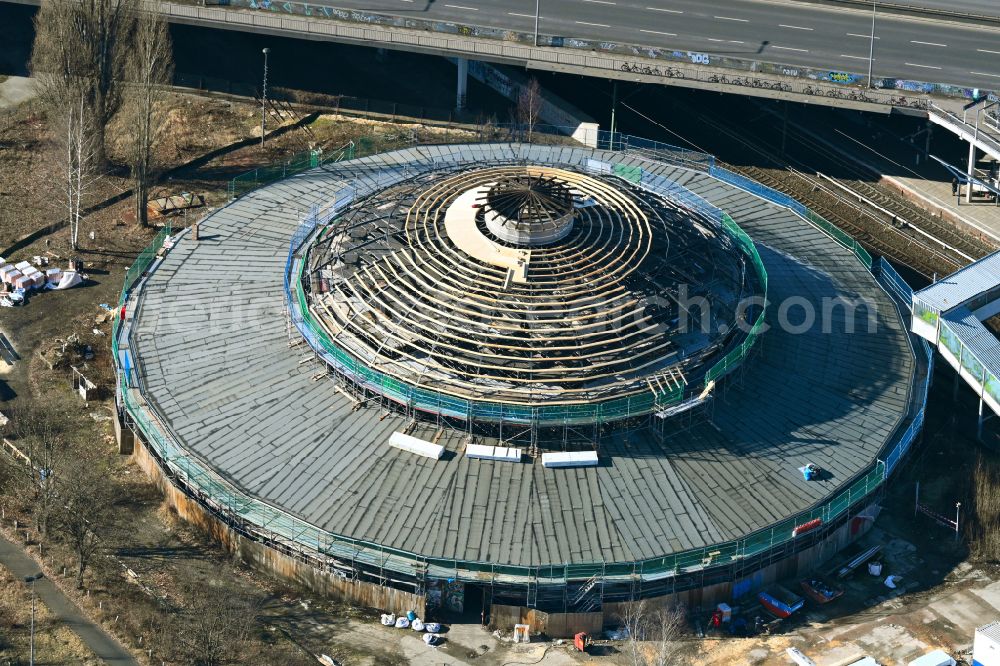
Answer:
[{"xmin": 128, "ymin": 425, "xmax": 426, "ymax": 616}]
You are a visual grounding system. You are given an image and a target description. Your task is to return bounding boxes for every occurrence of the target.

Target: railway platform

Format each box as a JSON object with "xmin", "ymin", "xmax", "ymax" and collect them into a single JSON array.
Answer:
[{"xmin": 881, "ymin": 169, "xmax": 1000, "ymax": 247}]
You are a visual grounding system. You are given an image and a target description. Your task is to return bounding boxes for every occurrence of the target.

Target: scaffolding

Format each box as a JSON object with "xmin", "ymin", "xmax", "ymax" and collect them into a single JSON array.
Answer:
[
  {"xmin": 294, "ymin": 163, "xmax": 767, "ymax": 442},
  {"xmin": 111, "ymin": 135, "xmax": 931, "ymax": 613}
]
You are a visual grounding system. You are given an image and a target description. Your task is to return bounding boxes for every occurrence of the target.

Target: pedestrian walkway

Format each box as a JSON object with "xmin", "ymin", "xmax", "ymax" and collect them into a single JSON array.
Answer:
[
  {"xmin": 0, "ymin": 534, "xmax": 138, "ymax": 666},
  {"xmin": 884, "ymin": 171, "xmax": 1000, "ymax": 244}
]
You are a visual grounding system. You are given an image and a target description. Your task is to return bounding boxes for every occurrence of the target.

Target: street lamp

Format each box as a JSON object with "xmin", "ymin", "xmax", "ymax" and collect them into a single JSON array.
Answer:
[
  {"xmin": 533, "ymin": 0, "xmax": 540, "ymax": 47},
  {"xmin": 261, "ymin": 47, "xmax": 271, "ymax": 148},
  {"xmin": 867, "ymin": 0, "xmax": 877, "ymax": 88},
  {"xmin": 23, "ymin": 573, "xmax": 43, "ymax": 666}
]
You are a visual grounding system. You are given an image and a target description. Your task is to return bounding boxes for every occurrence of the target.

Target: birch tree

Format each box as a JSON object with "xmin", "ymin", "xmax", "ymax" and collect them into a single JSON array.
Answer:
[
  {"xmin": 516, "ymin": 77, "xmax": 543, "ymax": 142},
  {"xmin": 61, "ymin": 86, "xmax": 102, "ymax": 250}
]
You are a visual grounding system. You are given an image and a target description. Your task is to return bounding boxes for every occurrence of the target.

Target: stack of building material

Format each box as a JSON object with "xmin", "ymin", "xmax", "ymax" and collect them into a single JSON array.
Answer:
[
  {"xmin": 388, "ymin": 432, "xmax": 444, "ymax": 459},
  {"xmin": 19, "ymin": 265, "xmax": 44, "ymax": 290},
  {"xmin": 541, "ymin": 451, "xmax": 599, "ymax": 468},
  {"xmin": 0, "ymin": 266, "xmax": 17, "ymax": 284},
  {"xmin": 45, "ymin": 268, "xmax": 62, "ymax": 286},
  {"xmin": 465, "ymin": 444, "xmax": 522, "ymax": 462}
]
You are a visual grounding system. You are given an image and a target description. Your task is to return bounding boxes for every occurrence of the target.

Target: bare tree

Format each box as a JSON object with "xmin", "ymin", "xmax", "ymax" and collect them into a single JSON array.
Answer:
[
  {"xmin": 173, "ymin": 580, "xmax": 260, "ymax": 666},
  {"xmin": 31, "ymin": 0, "xmax": 136, "ymax": 168},
  {"xmin": 125, "ymin": 6, "xmax": 173, "ymax": 227},
  {"xmin": 616, "ymin": 600, "xmax": 686, "ymax": 666},
  {"xmin": 648, "ymin": 604, "xmax": 686, "ymax": 666},
  {"xmin": 1, "ymin": 403, "xmax": 71, "ymax": 537},
  {"xmin": 618, "ymin": 600, "xmax": 649, "ymax": 666},
  {"xmin": 60, "ymin": 86, "xmax": 103, "ymax": 250},
  {"xmin": 52, "ymin": 453, "xmax": 118, "ymax": 588},
  {"xmin": 515, "ymin": 77, "xmax": 543, "ymax": 142}
]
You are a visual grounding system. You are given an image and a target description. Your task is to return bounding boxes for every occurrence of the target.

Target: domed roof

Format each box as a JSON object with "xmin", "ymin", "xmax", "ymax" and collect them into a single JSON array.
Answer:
[{"xmin": 305, "ymin": 165, "xmax": 758, "ymax": 421}]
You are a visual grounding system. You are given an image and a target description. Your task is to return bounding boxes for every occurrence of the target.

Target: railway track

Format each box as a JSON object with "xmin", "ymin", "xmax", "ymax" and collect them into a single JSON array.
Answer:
[
  {"xmin": 668, "ymin": 97, "xmax": 994, "ymax": 278},
  {"xmin": 740, "ymin": 164, "xmax": 968, "ymax": 276}
]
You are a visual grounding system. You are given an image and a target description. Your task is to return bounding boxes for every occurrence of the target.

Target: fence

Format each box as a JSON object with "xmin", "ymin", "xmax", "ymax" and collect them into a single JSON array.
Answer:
[
  {"xmin": 114, "ymin": 134, "xmax": 933, "ymax": 595},
  {"xmin": 709, "ymin": 165, "xmax": 874, "ymax": 270},
  {"xmin": 228, "ymin": 142, "xmax": 356, "ymax": 199}
]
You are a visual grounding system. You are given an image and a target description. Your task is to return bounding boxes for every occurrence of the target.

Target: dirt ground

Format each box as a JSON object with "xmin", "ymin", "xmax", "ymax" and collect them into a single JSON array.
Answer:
[
  {"xmin": 0, "ymin": 90, "xmax": 490, "ymax": 665},
  {"xmin": 0, "ymin": 567, "xmax": 98, "ymax": 665},
  {"xmin": 1, "ymin": 88, "xmax": 1000, "ymax": 665}
]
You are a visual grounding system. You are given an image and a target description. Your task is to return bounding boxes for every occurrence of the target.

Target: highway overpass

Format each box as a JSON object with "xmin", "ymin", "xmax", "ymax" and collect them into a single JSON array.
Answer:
[{"xmin": 6, "ymin": 0, "xmax": 1000, "ymax": 112}]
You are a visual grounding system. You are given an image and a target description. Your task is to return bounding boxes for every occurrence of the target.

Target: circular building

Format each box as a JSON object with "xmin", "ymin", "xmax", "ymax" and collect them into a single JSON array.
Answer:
[{"xmin": 115, "ymin": 141, "xmax": 925, "ymax": 628}]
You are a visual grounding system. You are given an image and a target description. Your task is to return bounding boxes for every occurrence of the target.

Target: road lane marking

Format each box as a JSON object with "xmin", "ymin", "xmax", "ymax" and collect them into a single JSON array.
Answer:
[
  {"xmin": 640, "ymin": 29, "xmax": 677, "ymax": 36},
  {"xmin": 582, "ymin": 0, "xmax": 616, "ymax": 4},
  {"xmin": 911, "ymin": 40, "xmax": 947, "ymax": 47},
  {"xmin": 906, "ymin": 62, "xmax": 941, "ymax": 69},
  {"xmin": 978, "ymin": 49, "xmax": 1000, "ymax": 55},
  {"xmin": 729, "ymin": 40, "xmax": 745, "ymax": 44},
  {"xmin": 576, "ymin": 20, "xmax": 610, "ymax": 26},
  {"xmin": 840, "ymin": 54, "xmax": 870, "ymax": 60},
  {"xmin": 647, "ymin": 6, "xmax": 682, "ymax": 12},
  {"xmin": 779, "ymin": 24, "xmax": 813, "ymax": 31},
  {"xmin": 444, "ymin": 4, "xmax": 478, "ymax": 9},
  {"xmin": 847, "ymin": 33, "xmax": 879, "ymax": 39},
  {"xmin": 707, "ymin": 38, "xmax": 724, "ymax": 42},
  {"xmin": 772, "ymin": 45, "xmax": 809, "ymax": 52},
  {"xmin": 508, "ymin": 12, "xmax": 541, "ymax": 17},
  {"xmin": 971, "ymin": 71, "xmax": 1000, "ymax": 78},
  {"xmin": 715, "ymin": 16, "xmax": 749, "ymax": 22}
]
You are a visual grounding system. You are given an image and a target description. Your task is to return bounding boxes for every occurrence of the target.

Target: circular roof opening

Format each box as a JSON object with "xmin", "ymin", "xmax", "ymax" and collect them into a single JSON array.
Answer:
[{"xmin": 481, "ymin": 173, "xmax": 576, "ymax": 246}]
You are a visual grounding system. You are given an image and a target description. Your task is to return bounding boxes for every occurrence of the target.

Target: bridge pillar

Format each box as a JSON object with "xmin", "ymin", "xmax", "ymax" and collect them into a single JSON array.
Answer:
[
  {"xmin": 456, "ymin": 58, "xmax": 469, "ymax": 111},
  {"xmin": 967, "ymin": 141, "xmax": 977, "ymax": 203},
  {"xmin": 979, "ymin": 395, "xmax": 985, "ymax": 441}
]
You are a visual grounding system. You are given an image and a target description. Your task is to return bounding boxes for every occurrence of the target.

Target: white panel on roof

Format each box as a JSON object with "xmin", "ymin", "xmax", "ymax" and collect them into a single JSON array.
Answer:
[
  {"xmin": 542, "ymin": 451, "xmax": 599, "ymax": 468},
  {"xmin": 466, "ymin": 444, "xmax": 522, "ymax": 462},
  {"xmin": 388, "ymin": 432, "xmax": 444, "ymax": 460}
]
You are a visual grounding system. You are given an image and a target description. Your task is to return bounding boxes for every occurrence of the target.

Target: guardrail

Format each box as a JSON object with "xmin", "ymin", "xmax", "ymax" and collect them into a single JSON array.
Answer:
[
  {"xmin": 114, "ymin": 134, "xmax": 931, "ymax": 597},
  {"xmin": 803, "ymin": 0, "xmax": 1000, "ymax": 26},
  {"xmin": 157, "ymin": 0, "xmax": 942, "ymax": 109},
  {"xmin": 709, "ymin": 165, "xmax": 874, "ymax": 270},
  {"xmin": 928, "ymin": 104, "xmax": 1000, "ymax": 161}
]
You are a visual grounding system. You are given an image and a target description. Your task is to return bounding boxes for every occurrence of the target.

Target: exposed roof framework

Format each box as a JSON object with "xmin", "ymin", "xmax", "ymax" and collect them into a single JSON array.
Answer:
[{"xmin": 306, "ymin": 165, "xmax": 756, "ymax": 410}]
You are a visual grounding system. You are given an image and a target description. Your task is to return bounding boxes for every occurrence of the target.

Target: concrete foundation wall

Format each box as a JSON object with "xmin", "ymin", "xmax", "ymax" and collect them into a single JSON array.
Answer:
[
  {"xmin": 459, "ymin": 59, "xmax": 600, "ymax": 147},
  {"xmin": 128, "ymin": 425, "xmax": 426, "ymax": 616}
]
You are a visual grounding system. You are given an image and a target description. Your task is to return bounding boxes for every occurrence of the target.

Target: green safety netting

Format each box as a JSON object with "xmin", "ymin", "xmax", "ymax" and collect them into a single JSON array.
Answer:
[
  {"xmin": 227, "ymin": 143, "xmax": 356, "ymax": 199},
  {"xmin": 112, "ymin": 144, "xmax": 928, "ymax": 588},
  {"xmin": 705, "ymin": 214, "xmax": 769, "ymax": 384}
]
